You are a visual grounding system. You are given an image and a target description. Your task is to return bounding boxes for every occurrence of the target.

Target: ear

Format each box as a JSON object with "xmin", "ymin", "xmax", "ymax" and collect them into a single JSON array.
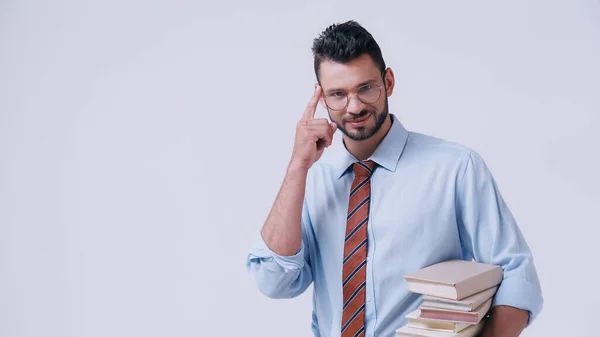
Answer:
[{"xmin": 383, "ymin": 68, "xmax": 395, "ymax": 96}]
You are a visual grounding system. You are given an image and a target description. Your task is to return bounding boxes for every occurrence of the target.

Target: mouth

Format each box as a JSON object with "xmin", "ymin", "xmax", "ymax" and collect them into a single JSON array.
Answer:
[{"xmin": 346, "ymin": 113, "xmax": 372, "ymax": 128}]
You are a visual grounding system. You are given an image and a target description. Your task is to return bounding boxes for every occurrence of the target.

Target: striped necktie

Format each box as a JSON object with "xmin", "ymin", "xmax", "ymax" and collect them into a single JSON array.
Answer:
[{"xmin": 341, "ymin": 160, "xmax": 377, "ymax": 337}]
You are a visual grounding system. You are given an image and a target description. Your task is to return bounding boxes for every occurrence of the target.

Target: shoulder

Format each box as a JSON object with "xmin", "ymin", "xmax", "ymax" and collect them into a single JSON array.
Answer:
[
  {"xmin": 404, "ymin": 130, "xmax": 476, "ymax": 167},
  {"xmin": 307, "ymin": 155, "xmax": 337, "ymax": 182},
  {"xmin": 402, "ymin": 130, "xmax": 498, "ymax": 188}
]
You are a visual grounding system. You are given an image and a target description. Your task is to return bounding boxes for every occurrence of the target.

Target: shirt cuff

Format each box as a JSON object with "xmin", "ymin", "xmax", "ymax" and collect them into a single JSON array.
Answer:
[
  {"xmin": 247, "ymin": 231, "xmax": 306, "ymax": 271},
  {"xmin": 492, "ymin": 277, "xmax": 543, "ymax": 326}
]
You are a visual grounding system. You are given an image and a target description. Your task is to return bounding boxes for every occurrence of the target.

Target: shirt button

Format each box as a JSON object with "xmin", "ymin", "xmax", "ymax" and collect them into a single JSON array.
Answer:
[
  {"xmin": 366, "ymin": 256, "xmax": 370, "ymax": 261},
  {"xmin": 367, "ymin": 297, "xmax": 372, "ymax": 302}
]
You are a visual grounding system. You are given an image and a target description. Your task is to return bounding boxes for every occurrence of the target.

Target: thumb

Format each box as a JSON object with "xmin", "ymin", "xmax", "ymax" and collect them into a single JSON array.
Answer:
[{"xmin": 330, "ymin": 122, "xmax": 338, "ymax": 133}]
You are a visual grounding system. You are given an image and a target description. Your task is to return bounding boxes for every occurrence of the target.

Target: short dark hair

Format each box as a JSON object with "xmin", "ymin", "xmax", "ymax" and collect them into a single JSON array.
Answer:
[{"xmin": 311, "ymin": 20, "xmax": 386, "ymax": 80}]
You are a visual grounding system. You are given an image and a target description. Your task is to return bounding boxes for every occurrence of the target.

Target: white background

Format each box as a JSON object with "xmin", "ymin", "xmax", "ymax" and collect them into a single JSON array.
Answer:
[{"xmin": 1, "ymin": 1, "xmax": 599, "ymax": 336}]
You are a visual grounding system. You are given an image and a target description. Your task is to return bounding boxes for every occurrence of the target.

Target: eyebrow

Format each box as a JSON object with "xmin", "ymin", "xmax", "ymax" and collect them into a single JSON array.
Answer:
[{"xmin": 324, "ymin": 79, "xmax": 378, "ymax": 94}]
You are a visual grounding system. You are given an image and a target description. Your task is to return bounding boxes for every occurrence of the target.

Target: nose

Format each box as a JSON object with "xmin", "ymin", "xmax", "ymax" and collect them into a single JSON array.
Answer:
[{"xmin": 346, "ymin": 94, "xmax": 365, "ymax": 115}]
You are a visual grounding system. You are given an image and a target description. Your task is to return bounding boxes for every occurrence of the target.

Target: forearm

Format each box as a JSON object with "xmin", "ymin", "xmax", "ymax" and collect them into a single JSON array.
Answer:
[
  {"xmin": 261, "ymin": 162, "xmax": 309, "ymax": 256},
  {"xmin": 481, "ymin": 305, "xmax": 529, "ymax": 337}
]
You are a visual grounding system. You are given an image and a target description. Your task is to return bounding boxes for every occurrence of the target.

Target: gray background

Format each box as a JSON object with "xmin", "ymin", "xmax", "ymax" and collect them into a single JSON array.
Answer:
[{"xmin": 1, "ymin": 0, "xmax": 598, "ymax": 336}]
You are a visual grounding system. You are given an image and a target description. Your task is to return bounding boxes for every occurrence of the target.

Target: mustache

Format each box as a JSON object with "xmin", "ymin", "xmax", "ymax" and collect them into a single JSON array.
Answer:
[{"xmin": 342, "ymin": 109, "xmax": 374, "ymax": 122}]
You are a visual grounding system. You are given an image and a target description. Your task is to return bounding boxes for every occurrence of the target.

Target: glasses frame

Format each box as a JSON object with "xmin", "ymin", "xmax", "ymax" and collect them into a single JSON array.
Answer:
[{"xmin": 321, "ymin": 70, "xmax": 388, "ymax": 111}]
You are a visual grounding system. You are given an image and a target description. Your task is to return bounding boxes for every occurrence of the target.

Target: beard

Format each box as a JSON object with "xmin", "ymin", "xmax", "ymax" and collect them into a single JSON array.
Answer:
[{"xmin": 330, "ymin": 96, "xmax": 389, "ymax": 141}]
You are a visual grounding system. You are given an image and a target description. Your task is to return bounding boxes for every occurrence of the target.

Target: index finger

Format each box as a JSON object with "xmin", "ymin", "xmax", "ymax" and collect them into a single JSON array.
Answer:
[{"xmin": 301, "ymin": 85, "xmax": 322, "ymax": 121}]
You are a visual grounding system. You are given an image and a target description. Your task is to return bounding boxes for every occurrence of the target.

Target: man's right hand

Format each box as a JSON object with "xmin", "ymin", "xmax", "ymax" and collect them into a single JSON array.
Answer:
[{"xmin": 289, "ymin": 84, "xmax": 338, "ymax": 171}]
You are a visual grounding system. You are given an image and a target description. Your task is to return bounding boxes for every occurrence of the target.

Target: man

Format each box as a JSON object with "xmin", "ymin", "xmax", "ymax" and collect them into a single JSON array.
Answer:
[{"xmin": 246, "ymin": 20, "xmax": 543, "ymax": 337}]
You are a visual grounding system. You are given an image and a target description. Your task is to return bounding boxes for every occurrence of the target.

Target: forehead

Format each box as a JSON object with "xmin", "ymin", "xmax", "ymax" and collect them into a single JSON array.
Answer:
[{"xmin": 318, "ymin": 54, "xmax": 381, "ymax": 91}]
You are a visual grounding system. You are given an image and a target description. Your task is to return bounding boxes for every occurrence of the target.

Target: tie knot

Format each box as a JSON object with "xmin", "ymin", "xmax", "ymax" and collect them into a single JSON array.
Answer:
[{"xmin": 352, "ymin": 160, "xmax": 377, "ymax": 177}]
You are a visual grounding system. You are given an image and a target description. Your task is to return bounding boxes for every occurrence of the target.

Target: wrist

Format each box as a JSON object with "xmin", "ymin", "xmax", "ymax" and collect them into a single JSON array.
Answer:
[{"xmin": 287, "ymin": 159, "xmax": 311, "ymax": 174}]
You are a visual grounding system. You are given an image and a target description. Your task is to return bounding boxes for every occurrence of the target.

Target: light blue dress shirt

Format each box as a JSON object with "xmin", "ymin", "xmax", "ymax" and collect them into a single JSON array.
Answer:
[{"xmin": 247, "ymin": 114, "xmax": 543, "ymax": 337}]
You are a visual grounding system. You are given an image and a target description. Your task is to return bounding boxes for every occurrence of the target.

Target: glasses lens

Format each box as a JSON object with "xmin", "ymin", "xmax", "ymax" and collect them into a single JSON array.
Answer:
[
  {"xmin": 358, "ymin": 85, "xmax": 381, "ymax": 104},
  {"xmin": 325, "ymin": 94, "xmax": 347, "ymax": 110}
]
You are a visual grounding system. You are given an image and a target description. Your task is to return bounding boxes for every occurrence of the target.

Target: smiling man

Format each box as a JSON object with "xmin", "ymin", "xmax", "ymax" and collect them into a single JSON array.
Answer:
[{"xmin": 246, "ymin": 20, "xmax": 543, "ymax": 337}]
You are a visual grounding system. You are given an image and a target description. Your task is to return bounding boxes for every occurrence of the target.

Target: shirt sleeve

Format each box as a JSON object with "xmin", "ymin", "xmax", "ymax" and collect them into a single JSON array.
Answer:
[
  {"xmin": 246, "ymin": 198, "xmax": 313, "ymax": 299},
  {"xmin": 455, "ymin": 150, "xmax": 543, "ymax": 326}
]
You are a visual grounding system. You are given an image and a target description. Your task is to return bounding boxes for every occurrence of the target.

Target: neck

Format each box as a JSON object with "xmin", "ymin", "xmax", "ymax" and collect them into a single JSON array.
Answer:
[{"xmin": 343, "ymin": 114, "xmax": 392, "ymax": 161}]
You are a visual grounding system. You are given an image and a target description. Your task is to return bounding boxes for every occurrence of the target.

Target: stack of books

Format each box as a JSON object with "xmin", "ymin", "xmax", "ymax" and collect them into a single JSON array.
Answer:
[{"xmin": 395, "ymin": 260, "xmax": 503, "ymax": 337}]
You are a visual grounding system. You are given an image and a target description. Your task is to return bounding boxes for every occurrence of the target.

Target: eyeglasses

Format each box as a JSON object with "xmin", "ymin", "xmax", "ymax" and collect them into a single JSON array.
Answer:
[{"xmin": 322, "ymin": 83, "xmax": 384, "ymax": 111}]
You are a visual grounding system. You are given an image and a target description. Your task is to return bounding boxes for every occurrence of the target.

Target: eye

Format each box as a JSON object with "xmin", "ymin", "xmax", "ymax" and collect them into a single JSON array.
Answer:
[
  {"xmin": 329, "ymin": 91, "xmax": 345, "ymax": 98},
  {"xmin": 359, "ymin": 85, "xmax": 374, "ymax": 92}
]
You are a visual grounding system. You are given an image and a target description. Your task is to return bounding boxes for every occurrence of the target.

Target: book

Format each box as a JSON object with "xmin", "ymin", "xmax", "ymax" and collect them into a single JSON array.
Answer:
[
  {"xmin": 403, "ymin": 260, "xmax": 502, "ymax": 300},
  {"xmin": 396, "ymin": 318, "xmax": 486, "ymax": 337},
  {"xmin": 405, "ymin": 309, "xmax": 471, "ymax": 332},
  {"xmin": 421, "ymin": 286, "xmax": 498, "ymax": 312},
  {"xmin": 418, "ymin": 297, "xmax": 493, "ymax": 324}
]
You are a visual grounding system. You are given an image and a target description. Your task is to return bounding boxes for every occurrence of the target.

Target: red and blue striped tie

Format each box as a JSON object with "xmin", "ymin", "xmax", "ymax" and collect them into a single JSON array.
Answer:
[{"xmin": 341, "ymin": 160, "xmax": 377, "ymax": 337}]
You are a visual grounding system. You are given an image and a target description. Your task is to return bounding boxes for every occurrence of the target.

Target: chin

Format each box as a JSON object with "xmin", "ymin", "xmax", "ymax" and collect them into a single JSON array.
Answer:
[
  {"xmin": 346, "ymin": 126, "xmax": 377, "ymax": 141},
  {"xmin": 347, "ymin": 115, "xmax": 387, "ymax": 141}
]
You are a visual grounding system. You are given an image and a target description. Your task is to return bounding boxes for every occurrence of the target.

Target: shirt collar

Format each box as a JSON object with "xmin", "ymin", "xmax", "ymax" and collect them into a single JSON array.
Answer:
[{"xmin": 332, "ymin": 113, "xmax": 409, "ymax": 179}]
